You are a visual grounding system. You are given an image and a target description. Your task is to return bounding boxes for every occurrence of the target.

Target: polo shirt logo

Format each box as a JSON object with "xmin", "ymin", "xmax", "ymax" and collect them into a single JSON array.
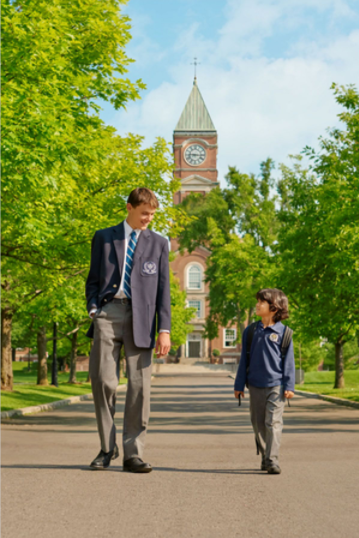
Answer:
[
  {"xmin": 143, "ymin": 261, "xmax": 157, "ymax": 275},
  {"xmin": 269, "ymin": 333, "xmax": 279, "ymax": 342}
]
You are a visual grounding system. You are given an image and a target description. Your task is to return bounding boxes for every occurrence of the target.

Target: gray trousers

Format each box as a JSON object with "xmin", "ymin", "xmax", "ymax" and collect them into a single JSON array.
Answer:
[
  {"xmin": 89, "ymin": 300, "xmax": 152, "ymax": 460},
  {"xmin": 249, "ymin": 385, "xmax": 285, "ymax": 466}
]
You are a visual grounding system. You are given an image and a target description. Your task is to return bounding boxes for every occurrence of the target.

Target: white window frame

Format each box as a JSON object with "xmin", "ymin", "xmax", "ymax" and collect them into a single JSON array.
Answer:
[
  {"xmin": 186, "ymin": 263, "xmax": 203, "ymax": 290},
  {"xmin": 188, "ymin": 299, "xmax": 202, "ymax": 319},
  {"xmin": 224, "ymin": 328, "xmax": 237, "ymax": 348}
]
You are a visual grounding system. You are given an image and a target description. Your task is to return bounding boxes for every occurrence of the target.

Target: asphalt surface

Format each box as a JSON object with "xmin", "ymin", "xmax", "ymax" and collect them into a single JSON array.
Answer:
[{"xmin": 2, "ymin": 374, "xmax": 359, "ymax": 538}]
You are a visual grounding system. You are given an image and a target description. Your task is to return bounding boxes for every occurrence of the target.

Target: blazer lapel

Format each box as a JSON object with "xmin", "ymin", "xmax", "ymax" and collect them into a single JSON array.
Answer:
[
  {"xmin": 133, "ymin": 228, "xmax": 150, "ymax": 265},
  {"xmin": 113, "ymin": 221, "xmax": 125, "ymax": 274}
]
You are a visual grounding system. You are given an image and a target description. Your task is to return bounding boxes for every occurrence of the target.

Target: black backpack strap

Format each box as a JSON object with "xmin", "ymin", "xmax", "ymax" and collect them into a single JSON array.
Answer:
[
  {"xmin": 280, "ymin": 326, "xmax": 294, "ymax": 406},
  {"xmin": 280, "ymin": 326, "xmax": 293, "ymax": 361},
  {"xmin": 245, "ymin": 322, "xmax": 259, "ymax": 386}
]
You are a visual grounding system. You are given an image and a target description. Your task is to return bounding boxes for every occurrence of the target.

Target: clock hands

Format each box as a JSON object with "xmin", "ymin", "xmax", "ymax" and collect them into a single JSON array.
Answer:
[{"xmin": 184, "ymin": 144, "xmax": 206, "ymax": 165}]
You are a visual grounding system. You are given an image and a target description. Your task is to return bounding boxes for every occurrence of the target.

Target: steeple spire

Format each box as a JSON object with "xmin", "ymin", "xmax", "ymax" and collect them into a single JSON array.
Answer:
[
  {"xmin": 191, "ymin": 57, "xmax": 200, "ymax": 83},
  {"xmin": 174, "ymin": 79, "xmax": 216, "ymax": 133}
]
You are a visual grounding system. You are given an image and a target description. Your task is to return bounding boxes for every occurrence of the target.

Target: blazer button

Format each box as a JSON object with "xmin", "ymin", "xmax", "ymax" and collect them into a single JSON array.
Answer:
[
  {"xmin": 104, "ymin": 299, "xmax": 107, "ymax": 303},
  {"xmin": 113, "ymin": 284, "xmax": 117, "ymax": 288}
]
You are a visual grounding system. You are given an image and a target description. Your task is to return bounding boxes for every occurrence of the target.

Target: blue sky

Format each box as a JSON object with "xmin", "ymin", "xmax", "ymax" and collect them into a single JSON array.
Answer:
[{"xmin": 100, "ymin": 0, "xmax": 359, "ymax": 183}]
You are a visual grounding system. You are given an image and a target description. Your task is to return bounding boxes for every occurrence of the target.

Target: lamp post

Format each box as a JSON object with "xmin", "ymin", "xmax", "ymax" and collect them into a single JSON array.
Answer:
[{"xmin": 51, "ymin": 322, "xmax": 58, "ymax": 387}]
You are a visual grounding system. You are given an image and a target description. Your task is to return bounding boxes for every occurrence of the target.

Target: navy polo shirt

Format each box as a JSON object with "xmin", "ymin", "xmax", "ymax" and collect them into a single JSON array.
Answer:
[{"xmin": 234, "ymin": 321, "xmax": 295, "ymax": 393}]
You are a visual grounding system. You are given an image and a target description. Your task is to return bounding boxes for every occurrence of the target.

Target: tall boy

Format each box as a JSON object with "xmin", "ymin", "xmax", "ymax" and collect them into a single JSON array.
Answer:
[
  {"xmin": 86, "ymin": 187, "xmax": 171, "ymax": 473},
  {"xmin": 234, "ymin": 288, "xmax": 295, "ymax": 474}
]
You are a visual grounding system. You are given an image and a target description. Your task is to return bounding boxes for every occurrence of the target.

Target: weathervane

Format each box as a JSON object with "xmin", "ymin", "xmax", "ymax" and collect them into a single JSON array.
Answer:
[{"xmin": 191, "ymin": 57, "xmax": 200, "ymax": 81}]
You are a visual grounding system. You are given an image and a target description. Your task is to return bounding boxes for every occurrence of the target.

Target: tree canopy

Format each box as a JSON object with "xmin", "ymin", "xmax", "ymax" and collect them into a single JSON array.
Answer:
[
  {"xmin": 178, "ymin": 159, "xmax": 278, "ymax": 341},
  {"xmin": 1, "ymin": 0, "xmax": 190, "ymax": 390},
  {"xmin": 277, "ymin": 84, "xmax": 359, "ymax": 388}
]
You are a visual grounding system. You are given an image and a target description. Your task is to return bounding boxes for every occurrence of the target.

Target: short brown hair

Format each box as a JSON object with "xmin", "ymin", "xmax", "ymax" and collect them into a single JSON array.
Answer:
[
  {"xmin": 256, "ymin": 288, "xmax": 289, "ymax": 323},
  {"xmin": 127, "ymin": 188, "xmax": 159, "ymax": 209}
]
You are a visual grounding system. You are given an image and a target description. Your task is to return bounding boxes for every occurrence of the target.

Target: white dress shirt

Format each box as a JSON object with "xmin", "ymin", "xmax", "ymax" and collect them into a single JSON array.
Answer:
[
  {"xmin": 90, "ymin": 219, "xmax": 169, "ymax": 334},
  {"xmin": 115, "ymin": 219, "xmax": 142, "ymax": 299}
]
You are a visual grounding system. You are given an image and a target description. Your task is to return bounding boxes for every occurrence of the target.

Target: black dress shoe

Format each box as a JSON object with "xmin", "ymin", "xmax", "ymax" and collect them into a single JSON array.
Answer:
[
  {"xmin": 261, "ymin": 459, "xmax": 267, "ymax": 471},
  {"xmin": 90, "ymin": 443, "xmax": 119, "ymax": 470},
  {"xmin": 267, "ymin": 464, "xmax": 281, "ymax": 474},
  {"xmin": 123, "ymin": 457, "xmax": 152, "ymax": 473}
]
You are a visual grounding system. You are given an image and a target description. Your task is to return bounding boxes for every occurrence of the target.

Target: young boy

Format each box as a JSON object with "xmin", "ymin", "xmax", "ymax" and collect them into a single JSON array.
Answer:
[{"xmin": 234, "ymin": 288, "xmax": 295, "ymax": 474}]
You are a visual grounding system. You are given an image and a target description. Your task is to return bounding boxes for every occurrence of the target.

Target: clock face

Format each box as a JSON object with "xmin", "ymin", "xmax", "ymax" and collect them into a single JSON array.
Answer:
[{"xmin": 184, "ymin": 144, "xmax": 206, "ymax": 166}]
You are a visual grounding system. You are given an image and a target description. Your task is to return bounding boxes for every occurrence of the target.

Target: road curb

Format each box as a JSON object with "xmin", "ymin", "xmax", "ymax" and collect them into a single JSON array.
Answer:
[
  {"xmin": 1, "ymin": 384, "xmax": 127, "ymax": 420},
  {"xmin": 228, "ymin": 374, "xmax": 359, "ymax": 409},
  {"xmin": 294, "ymin": 389, "xmax": 359, "ymax": 409}
]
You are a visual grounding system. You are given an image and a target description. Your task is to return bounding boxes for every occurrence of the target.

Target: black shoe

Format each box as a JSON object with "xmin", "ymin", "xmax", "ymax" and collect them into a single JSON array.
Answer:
[
  {"xmin": 267, "ymin": 464, "xmax": 281, "ymax": 474},
  {"xmin": 123, "ymin": 457, "xmax": 152, "ymax": 473},
  {"xmin": 90, "ymin": 443, "xmax": 119, "ymax": 470},
  {"xmin": 261, "ymin": 460, "xmax": 267, "ymax": 471}
]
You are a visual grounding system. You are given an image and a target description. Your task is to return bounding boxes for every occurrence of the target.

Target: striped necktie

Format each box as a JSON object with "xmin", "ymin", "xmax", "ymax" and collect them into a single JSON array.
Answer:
[{"xmin": 123, "ymin": 230, "xmax": 138, "ymax": 299}]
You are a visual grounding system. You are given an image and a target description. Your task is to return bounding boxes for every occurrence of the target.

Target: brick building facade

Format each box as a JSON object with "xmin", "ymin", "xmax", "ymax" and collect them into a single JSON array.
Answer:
[{"xmin": 170, "ymin": 78, "xmax": 240, "ymax": 363}]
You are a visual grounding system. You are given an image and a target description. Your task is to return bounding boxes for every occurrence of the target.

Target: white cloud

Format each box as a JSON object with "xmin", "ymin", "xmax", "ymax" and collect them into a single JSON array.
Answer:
[
  {"xmin": 124, "ymin": 11, "xmax": 168, "ymax": 68},
  {"xmin": 113, "ymin": 1, "xmax": 359, "ymax": 183}
]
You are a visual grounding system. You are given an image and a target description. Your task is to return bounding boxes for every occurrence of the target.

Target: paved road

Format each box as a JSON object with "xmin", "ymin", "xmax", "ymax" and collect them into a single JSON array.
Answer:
[{"xmin": 2, "ymin": 374, "xmax": 359, "ymax": 538}]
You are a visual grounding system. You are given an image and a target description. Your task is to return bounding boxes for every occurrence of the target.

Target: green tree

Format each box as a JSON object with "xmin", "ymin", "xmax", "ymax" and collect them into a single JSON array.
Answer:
[
  {"xmin": 204, "ymin": 233, "xmax": 274, "ymax": 341},
  {"xmin": 224, "ymin": 158, "xmax": 277, "ymax": 249},
  {"xmin": 178, "ymin": 187, "xmax": 234, "ymax": 252},
  {"xmin": 178, "ymin": 159, "xmax": 278, "ymax": 342},
  {"xmin": 277, "ymin": 84, "xmax": 359, "ymax": 388},
  {"xmin": 169, "ymin": 269, "xmax": 196, "ymax": 350},
  {"xmin": 1, "ymin": 0, "xmax": 184, "ymax": 390},
  {"xmin": 293, "ymin": 340, "xmax": 331, "ymax": 372},
  {"xmin": 323, "ymin": 339, "xmax": 359, "ymax": 371}
]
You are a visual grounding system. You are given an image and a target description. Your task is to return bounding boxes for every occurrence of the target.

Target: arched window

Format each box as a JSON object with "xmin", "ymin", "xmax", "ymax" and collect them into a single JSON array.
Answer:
[{"xmin": 188, "ymin": 265, "xmax": 202, "ymax": 289}]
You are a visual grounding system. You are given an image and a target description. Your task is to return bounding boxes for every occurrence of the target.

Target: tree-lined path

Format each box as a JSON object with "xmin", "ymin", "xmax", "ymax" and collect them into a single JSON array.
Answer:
[{"xmin": 2, "ymin": 374, "xmax": 359, "ymax": 538}]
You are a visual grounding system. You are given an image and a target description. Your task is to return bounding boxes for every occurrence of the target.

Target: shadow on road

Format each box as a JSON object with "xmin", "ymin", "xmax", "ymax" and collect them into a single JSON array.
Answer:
[
  {"xmin": 2, "ymin": 381, "xmax": 359, "ymax": 436},
  {"xmin": 1, "ymin": 463, "xmax": 266, "ymax": 475}
]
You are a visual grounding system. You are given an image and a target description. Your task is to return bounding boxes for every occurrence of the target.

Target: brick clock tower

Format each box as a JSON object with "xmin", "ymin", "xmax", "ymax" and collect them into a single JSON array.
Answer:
[{"xmin": 170, "ymin": 78, "xmax": 240, "ymax": 362}]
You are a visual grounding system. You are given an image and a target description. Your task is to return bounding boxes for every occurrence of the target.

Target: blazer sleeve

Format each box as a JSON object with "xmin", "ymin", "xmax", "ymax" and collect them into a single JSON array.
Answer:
[
  {"xmin": 156, "ymin": 239, "xmax": 171, "ymax": 332},
  {"xmin": 85, "ymin": 230, "xmax": 102, "ymax": 314}
]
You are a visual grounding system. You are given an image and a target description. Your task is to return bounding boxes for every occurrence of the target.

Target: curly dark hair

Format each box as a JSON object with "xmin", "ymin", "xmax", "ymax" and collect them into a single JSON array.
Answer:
[{"xmin": 256, "ymin": 288, "xmax": 289, "ymax": 323}]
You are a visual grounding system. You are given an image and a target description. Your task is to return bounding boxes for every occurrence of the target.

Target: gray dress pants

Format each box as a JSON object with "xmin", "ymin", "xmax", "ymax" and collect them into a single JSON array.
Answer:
[
  {"xmin": 248, "ymin": 385, "xmax": 285, "ymax": 466},
  {"xmin": 89, "ymin": 300, "xmax": 153, "ymax": 460}
]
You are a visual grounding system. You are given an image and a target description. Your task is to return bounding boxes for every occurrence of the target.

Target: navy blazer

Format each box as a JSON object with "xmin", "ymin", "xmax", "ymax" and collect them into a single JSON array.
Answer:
[{"xmin": 85, "ymin": 221, "xmax": 171, "ymax": 349}]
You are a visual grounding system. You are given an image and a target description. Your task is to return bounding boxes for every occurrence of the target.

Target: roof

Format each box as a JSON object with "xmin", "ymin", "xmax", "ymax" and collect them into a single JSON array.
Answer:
[{"xmin": 174, "ymin": 78, "xmax": 216, "ymax": 132}]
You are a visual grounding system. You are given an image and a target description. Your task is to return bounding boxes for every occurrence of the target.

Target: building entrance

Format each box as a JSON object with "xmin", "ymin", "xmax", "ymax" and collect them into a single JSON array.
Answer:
[{"xmin": 186, "ymin": 333, "xmax": 202, "ymax": 358}]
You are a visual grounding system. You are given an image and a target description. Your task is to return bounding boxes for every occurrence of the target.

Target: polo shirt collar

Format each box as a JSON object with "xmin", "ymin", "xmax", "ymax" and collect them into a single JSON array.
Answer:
[{"xmin": 258, "ymin": 321, "xmax": 283, "ymax": 334}]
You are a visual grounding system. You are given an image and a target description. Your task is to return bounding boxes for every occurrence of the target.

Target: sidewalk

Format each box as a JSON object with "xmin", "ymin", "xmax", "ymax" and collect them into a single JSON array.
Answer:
[{"xmin": 2, "ymin": 372, "xmax": 359, "ymax": 538}]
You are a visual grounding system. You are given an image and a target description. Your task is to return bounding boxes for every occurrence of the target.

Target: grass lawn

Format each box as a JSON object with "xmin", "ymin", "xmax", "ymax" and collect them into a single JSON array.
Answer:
[
  {"xmin": 296, "ymin": 370, "xmax": 359, "ymax": 403},
  {"xmin": 1, "ymin": 362, "xmax": 127, "ymax": 413}
]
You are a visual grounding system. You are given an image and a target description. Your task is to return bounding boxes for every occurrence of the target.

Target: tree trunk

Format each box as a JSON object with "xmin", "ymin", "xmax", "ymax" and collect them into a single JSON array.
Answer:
[
  {"xmin": 37, "ymin": 326, "xmax": 48, "ymax": 385},
  {"xmin": 68, "ymin": 330, "xmax": 78, "ymax": 383},
  {"xmin": 1, "ymin": 308, "xmax": 13, "ymax": 391},
  {"xmin": 237, "ymin": 308, "xmax": 246, "ymax": 337},
  {"xmin": 247, "ymin": 307, "xmax": 255, "ymax": 325},
  {"xmin": 334, "ymin": 341, "xmax": 345, "ymax": 389}
]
